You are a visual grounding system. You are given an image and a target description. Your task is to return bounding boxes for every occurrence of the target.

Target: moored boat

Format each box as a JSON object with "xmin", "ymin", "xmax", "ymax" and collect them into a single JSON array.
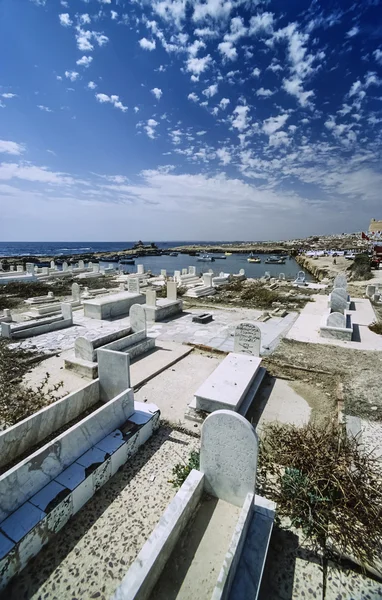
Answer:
[
  {"xmin": 224, "ymin": 252, "xmax": 232, "ymax": 256},
  {"xmin": 247, "ymin": 253, "xmax": 261, "ymax": 263},
  {"xmin": 197, "ymin": 254, "xmax": 215, "ymax": 262},
  {"xmin": 264, "ymin": 255, "xmax": 286, "ymax": 264}
]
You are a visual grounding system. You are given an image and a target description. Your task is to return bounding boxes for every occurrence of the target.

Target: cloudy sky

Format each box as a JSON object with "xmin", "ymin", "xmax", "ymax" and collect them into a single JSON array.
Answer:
[{"xmin": 0, "ymin": 0, "xmax": 381, "ymax": 242}]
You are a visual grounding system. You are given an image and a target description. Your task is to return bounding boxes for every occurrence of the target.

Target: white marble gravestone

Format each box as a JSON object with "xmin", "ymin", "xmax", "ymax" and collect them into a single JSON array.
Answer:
[
  {"xmin": 189, "ymin": 266, "xmax": 196, "ymax": 276},
  {"xmin": 130, "ymin": 304, "xmax": 146, "ymax": 333},
  {"xmin": 366, "ymin": 284, "xmax": 376, "ymax": 298},
  {"xmin": 182, "ymin": 268, "xmax": 188, "ymax": 276},
  {"xmin": 332, "ymin": 287, "xmax": 348, "ymax": 301},
  {"xmin": 327, "ymin": 312, "xmax": 346, "ymax": 328},
  {"xmin": 160, "ymin": 269, "xmax": 167, "ymax": 278},
  {"xmin": 128, "ymin": 278, "xmax": 140, "ymax": 294},
  {"xmin": 234, "ymin": 322, "xmax": 261, "ymax": 357},
  {"xmin": 72, "ymin": 283, "xmax": 81, "ymax": 302},
  {"xmin": 279, "ymin": 273, "xmax": 285, "ymax": 280},
  {"xmin": 50, "ymin": 261, "xmax": 55, "ymax": 270},
  {"xmin": 333, "ymin": 273, "xmax": 347, "ymax": 289},
  {"xmin": 330, "ymin": 291, "xmax": 347, "ymax": 314},
  {"xmin": 62, "ymin": 262, "xmax": 68, "ymax": 272},
  {"xmin": 78, "ymin": 260, "xmax": 85, "ymax": 270},
  {"xmin": 93, "ymin": 264, "xmax": 100, "ymax": 273},
  {"xmin": 167, "ymin": 281, "xmax": 177, "ymax": 301},
  {"xmin": 146, "ymin": 289, "xmax": 157, "ymax": 307},
  {"xmin": 137, "ymin": 264, "xmax": 144, "ymax": 275},
  {"xmin": 174, "ymin": 270, "xmax": 181, "ymax": 282},
  {"xmin": 264, "ymin": 271, "xmax": 270, "ymax": 280},
  {"xmin": 203, "ymin": 273, "xmax": 213, "ymax": 287},
  {"xmin": 239, "ymin": 268, "xmax": 245, "ymax": 276},
  {"xmin": 200, "ymin": 410, "xmax": 258, "ymax": 507}
]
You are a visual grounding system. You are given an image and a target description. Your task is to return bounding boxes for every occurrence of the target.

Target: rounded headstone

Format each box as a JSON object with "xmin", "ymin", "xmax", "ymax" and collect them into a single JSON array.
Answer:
[
  {"xmin": 327, "ymin": 311, "xmax": 346, "ymax": 328},
  {"xmin": 130, "ymin": 304, "xmax": 146, "ymax": 332},
  {"xmin": 332, "ymin": 287, "xmax": 347, "ymax": 301},
  {"xmin": 200, "ymin": 410, "xmax": 258, "ymax": 507},
  {"xmin": 234, "ymin": 322, "xmax": 261, "ymax": 356},
  {"xmin": 334, "ymin": 273, "xmax": 347, "ymax": 290},
  {"xmin": 330, "ymin": 291, "xmax": 347, "ymax": 314},
  {"xmin": 366, "ymin": 285, "xmax": 376, "ymax": 298}
]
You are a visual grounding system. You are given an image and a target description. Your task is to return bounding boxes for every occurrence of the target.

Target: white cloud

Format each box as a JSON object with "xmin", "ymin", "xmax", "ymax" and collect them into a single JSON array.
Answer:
[
  {"xmin": 76, "ymin": 56, "xmax": 93, "ymax": 68},
  {"xmin": 75, "ymin": 28, "xmax": 109, "ymax": 52},
  {"xmin": 95, "ymin": 93, "xmax": 127, "ymax": 112},
  {"xmin": 283, "ymin": 76, "xmax": 314, "ymax": 107},
  {"xmin": 0, "ymin": 162, "xmax": 73, "ymax": 184},
  {"xmin": 194, "ymin": 27, "xmax": 218, "ymax": 38},
  {"xmin": 151, "ymin": 87, "xmax": 163, "ymax": 100},
  {"xmin": 65, "ymin": 70, "xmax": 79, "ymax": 82},
  {"xmin": 262, "ymin": 114, "xmax": 289, "ymax": 135},
  {"xmin": 219, "ymin": 98, "xmax": 230, "ymax": 109},
  {"xmin": 145, "ymin": 118, "xmax": 159, "ymax": 139},
  {"xmin": 188, "ymin": 92, "xmax": 199, "ymax": 102},
  {"xmin": 134, "ymin": 106, "xmax": 139, "ymax": 113},
  {"xmin": 232, "ymin": 105, "xmax": 250, "ymax": 131},
  {"xmin": 256, "ymin": 87, "xmax": 274, "ymax": 97},
  {"xmin": 268, "ymin": 131, "xmax": 290, "ymax": 147},
  {"xmin": 202, "ymin": 84, "xmax": 218, "ymax": 98},
  {"xmin": 111, "ymin": 10, "xmax": 118, "ymax": 20},
  {"xmin": 346, "ymin": 26, "xmax": 359, "ymax": 38},
  {"xmin": 0, "ymin": 140, "xmax": 25, "ymax": 155},
  {"xmin": 252, "ymin": 67, "xmax": 261, "ymax": 77},
  {"xmin": 374, "ymin": 49, "xmax": 382, "ymax": 65},
  {"xmin": 139, "ymin": 37, "xmax": 156, "ymax": 51},
  {"xmin": 218, "ymin": 41, "xmax": 237, "ymax": 62},
  {"xmin": 216, "ymin": 148, "xmax": 231, "ymax": 165},
  {"xmin": 88, "ymin": 81, "xmax": 97, "ymax": 89},
  {"xmin": 224, "ymin": 16, "xmax": 247, "ymax": 43},
  {"xmin": 80, "ymin": 14, "xmax": 91, "ymax": 25},
  {"xmin": 38, "ymin": 105, "xmax": 53, "ymax": 112},
  {"xmin": 186, "ymin": 54, "xmax": 212, "ymax": 77},
  {"xmin": 249, "ymin": 12, "xmax": 274, "ymax": 35},
  {"xmin": 187, "ymin": 39, "xmax": 206, "ymax": 56},
  {"xmin": 1, "ymin": 93, "xmax": 17, "ymax": 99},
  {"xmin": 59, "ymin": 13, "xmax": 72, "ymax": 27}
]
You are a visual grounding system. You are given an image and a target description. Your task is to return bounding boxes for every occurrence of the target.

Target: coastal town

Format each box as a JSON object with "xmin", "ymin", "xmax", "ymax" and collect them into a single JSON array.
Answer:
[{"xmin": 0, "ymin": 223, "xmax": 381, "ymax": 599}]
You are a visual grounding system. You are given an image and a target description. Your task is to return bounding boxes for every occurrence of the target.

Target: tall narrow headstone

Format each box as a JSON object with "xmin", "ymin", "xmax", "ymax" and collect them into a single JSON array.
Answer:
[
  {"xmin": 167, "ymin": 281, "xmax": 177, "ymax": 301},
  {"xmin": 72, "ymin": 282, "xmax": 81, "ymax": 302},
  {"xmin": 50, "ymin": 261, "xmax": 55, "ymax": 270},
  {"xmin": 9, "ymin": 266, "xmax": 15, "ymax": 272},
  {"xmin": 42, "ymin": 267, "xmax": 49, "ymax": 275},
  {"xmin": 146, "ymin": 289, "xmax": 157, "ymax": 307},
  {"xmin": 182, "ymin": 268, "xmax": 188, "ymax": 276},
  {"xmin": 174, "ymin": 270, "xmax": 181, "ymax": 282},
  {"xmin": 130, "ymin": 304, "xmax": 146, "ymax": 333},
  {"xmin": 93, "ymin": 263, "xmax": 100, "ymax": 273},
  {"xmin": 366, "ymin": 285, "xmax": 376, "ymax": 298},
  {"xmin": 62, "ymin": 262, "xmax": 68, "ymax": 272},
  {"xmin": 16, "ymin": 265, "xmax": 23, "ymax": 273},
  {"xmin": 203, "ymin": 273, "xmax": 213, "ymax": 287},
  {"xmin": 78, "ymin": 260, "xmax": 85, "ymax": 270},
  {"xmin": 279, "ymin": 273, "xmax": 285, "ymax": 280},
  {"xmin": 128, "ymin": 277, "xmax": 140, "ymax": 294},
  {"xmin": 160, "ymin": 269, "xmax": 167, "ymax": 278},
  {"xmin": 189, "ymin": 266, "xmax": 196, "ymax": 276},
  {"xmin": 234, "ymin": 322, "xmax": 261, "ymax": 356},
  {"xmin": 61, "ymin": 303, "xmax": 73, "ymax": 321},
  {"xmin": 330, "ymin": 291, "xmax": 347, "ymax": 315},
  {"xmin": 332, "ymin": 287, "xmax": 348, "ymax": 302},
  {"xmin": 137, "ymin": 264, "xmax": 144, "ymax": 275},
  {"xmin": 200, "ymin": 410, "xmax": 258, "ymax": 507},
  {"xmin": 26, "ymin": 263, "xmax": 34, "ymax": 275},
  {"xmin": 264, "ymin": 271, "xmax": 270, "ymax": 280}
]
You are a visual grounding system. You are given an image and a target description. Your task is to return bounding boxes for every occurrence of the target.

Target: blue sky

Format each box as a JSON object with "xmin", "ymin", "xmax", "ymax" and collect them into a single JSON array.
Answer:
[{"xmin": 0, "ymin": 0, "xmax": 381, "ymax": 241}]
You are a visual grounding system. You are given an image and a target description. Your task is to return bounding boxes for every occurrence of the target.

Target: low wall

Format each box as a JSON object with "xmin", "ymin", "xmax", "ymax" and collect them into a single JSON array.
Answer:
[
  {"xmin": 112, "ymin": 469, "xmax": 205, "ymax": 600},
  {"xmin": 295, "ymin": 255, "xmax": 329, "ymax": 281},
  {"xmin": 143, "ymin": 300, "xmax": 183, "ymax": 322},
  {"xmin": 0, "ymin": 388, "xmax": 134, "ymax": 521},
  {"xmin": 101, "ymin": 330, "xmax": 146, "ymax": 352},
  {"xmin": 2, "ymin": 317, "xmax": 73, "ymax": 339},
  {"xmin": 0, "ymin": 380, "xmax": 100, "ymax": 469},
  {"xmin": 75, "ymin": 327, "xmax": 132, "ymax": 361}
]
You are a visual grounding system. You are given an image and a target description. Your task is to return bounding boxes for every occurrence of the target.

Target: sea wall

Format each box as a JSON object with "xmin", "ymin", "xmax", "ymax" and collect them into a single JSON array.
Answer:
[{"xmin": 295, "ymin": 255, "xmax": 331, "ymax": 281}]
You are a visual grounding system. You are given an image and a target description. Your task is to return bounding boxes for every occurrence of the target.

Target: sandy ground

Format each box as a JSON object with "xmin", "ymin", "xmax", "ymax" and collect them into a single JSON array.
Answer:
[
  {"xmin": 3, "ymin": 426, "xmax": 199, "ymax": 600},
  {"xmin": 152, "ymin": 496, "xmax": 240, "ymax": 600}
]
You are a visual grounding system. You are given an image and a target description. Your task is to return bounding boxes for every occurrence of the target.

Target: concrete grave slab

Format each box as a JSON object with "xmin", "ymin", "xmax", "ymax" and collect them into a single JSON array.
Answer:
[{"xmin": 234, "ymin": 322, "xmax": 261, "ymax": 357}]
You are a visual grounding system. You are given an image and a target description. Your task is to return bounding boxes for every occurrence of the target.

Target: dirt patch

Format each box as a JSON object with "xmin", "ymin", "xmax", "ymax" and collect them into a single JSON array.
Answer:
[{"xmin": 264, "ymin": 339, "xmax": 382, "ymax": 421}]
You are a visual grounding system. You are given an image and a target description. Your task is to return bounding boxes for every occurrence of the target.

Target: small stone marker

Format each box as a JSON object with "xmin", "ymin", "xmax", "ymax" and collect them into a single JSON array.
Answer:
[
  {"xmin": 146, "ymin": 289, "xmax": 157, "ymax": 307},
  {"xmin": 128, "ymin": 277, "xmax": 140, "ymax": 294},
  {"xmin": 160, "ymin": 269, "xmax": 167, "ymax": 278},
  {"xmin": 279, "ymin": 273, "xmax": 285, "ymax": 280},
  {"xmin": 119, "ymin": 283, "xmax": 125, "ymax": 291},
  {"xmin": 264, "ymin": 271, "xmax": 270, "ymax": 280},
  {"xmin": 200, "ymin": 410, "xmax": 259, "ymax": 507},
  {"xmin": 50, "ymin": 261, "xmax": 55, "ymax": 269},
  {"xmin": 42, "ymin": 267, "xmax": 49, "ymax": 275},
  {"xmin": 130, "ymin": 304, "xmax": 146, "ymax": 333},
  {"xmin": 93, "ymin": 263, "xmax": 100, "ymax": 273},
  {"xmin": 72, "ymin": 283, "xmax": 81, "ymax": 302},
  {"xmin": 203, "ymin": 273, "xmax": 213, "ymax": 287},
  {"xmin": 330, "ymin": 291, "xmax": 347, "ymax": 314},
  {"xmin": 26, "ymin": 263, "xmax": 34, "ymax": 274},
  {"xmin": 297, "ymin": 270, "xmax": 305, "ymax": 281},
  {"xmin": 10, "ymin": 266, "xmax": 15, "ymax": 272},
  {"xmin": 234, "ymin": 322, "xmax": 261, "ymax": 356},
  {"xmin": 189, "ymin": 266, "xmax": 196, "ymax": 276},
  {"xmin": 78, "ymin": 260, "xmax": 85, "ymax": 270},
  {"xmin": 182, "ymin": 268, "xmax": 188, "ymax": 275},
  {"xmin": 327, "ymin": 312, "xmax": 346, "ymax": 328},
  {"xmin": 61, "ymin": 303, "xmax": 73, "ymax": 321},
  {"xmin": 334, "ymin": 273, "xmax": 347, "ymax": 290},
  {"xmin": 62, "ymin": 262, "xmax": 68, "ymax": 271},
  {"xmin": 239, "ymin": 268, "xmax": 245, "ymax": 276},
  {"xmin": 373, "ymin": 293, "xmax": 381, "ymax": 303},
  {"xmin": 17, "ymin": 265, "xmax": 23, "ymax": 273},
  {"xmin": 174, "ymin": 270, "xmax": 181, "ymax": 282},
  {"xmin": 48, "ymin": 291, "xmax": 54, "ymax": 298},
  {"xmin": 366, "ymin": 284, "xmax": 376, "ymax": 298},
  {"xmin": 137, "ymin": 264, "xmax": 144, "ymax": 275},
  {"xmin": 167, "ymin": 281, "xmax": 177, "ymax": 301}
]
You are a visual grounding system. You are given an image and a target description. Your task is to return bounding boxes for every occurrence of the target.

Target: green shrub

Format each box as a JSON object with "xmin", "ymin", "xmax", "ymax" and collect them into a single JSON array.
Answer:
[
  {"xmin": 169, "ymin": 450, "xmax": 200, "ymax": 488},
  {"xmin": 348, "ymin": 253, "xmax": 372, "ymax": 281}
]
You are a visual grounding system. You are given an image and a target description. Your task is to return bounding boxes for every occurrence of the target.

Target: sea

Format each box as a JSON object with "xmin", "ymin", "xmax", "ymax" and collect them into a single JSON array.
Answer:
[{"xmin": 0, "ymin": 241, "xmax": 310, "ymax": 280}]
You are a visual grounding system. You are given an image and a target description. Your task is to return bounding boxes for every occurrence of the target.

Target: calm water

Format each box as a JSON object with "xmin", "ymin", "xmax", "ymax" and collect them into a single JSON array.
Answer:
[{"xmin": 0, "ymin": 242, "xmax": 310, "ymax": 280}]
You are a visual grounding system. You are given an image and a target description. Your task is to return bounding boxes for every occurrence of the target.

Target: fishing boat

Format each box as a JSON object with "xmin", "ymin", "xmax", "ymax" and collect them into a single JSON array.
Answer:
[
  {"xmin": 197, "ymin": 254, "xmax": 215, "ymax": 262},
  {"xmin": 224, "ymin": 252, "xmax": 232, "ymax": 256},
  {"xmin": 169, "ymin": 252, "xmax": 178, "ymax": 257},
  {"xmin": 214, "ymin": 255, "xmax": 227, "ymax": 259},
  {"xmin": 264, "ymin": 255, "xmax": 286, "ymax": 265},
  {"xmin": 119, "ymin": 259, "xmax": 135, "ymax": 265},
  {"xmin": 247, "ymin": 253, "xmax": 261, "ymax": 263}
]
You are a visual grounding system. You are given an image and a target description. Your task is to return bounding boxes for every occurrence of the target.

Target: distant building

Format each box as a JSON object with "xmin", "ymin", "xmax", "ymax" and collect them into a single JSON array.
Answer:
[{"xmin": 369, "ymin": 218, "xmax": 382, "ymax": 233}]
